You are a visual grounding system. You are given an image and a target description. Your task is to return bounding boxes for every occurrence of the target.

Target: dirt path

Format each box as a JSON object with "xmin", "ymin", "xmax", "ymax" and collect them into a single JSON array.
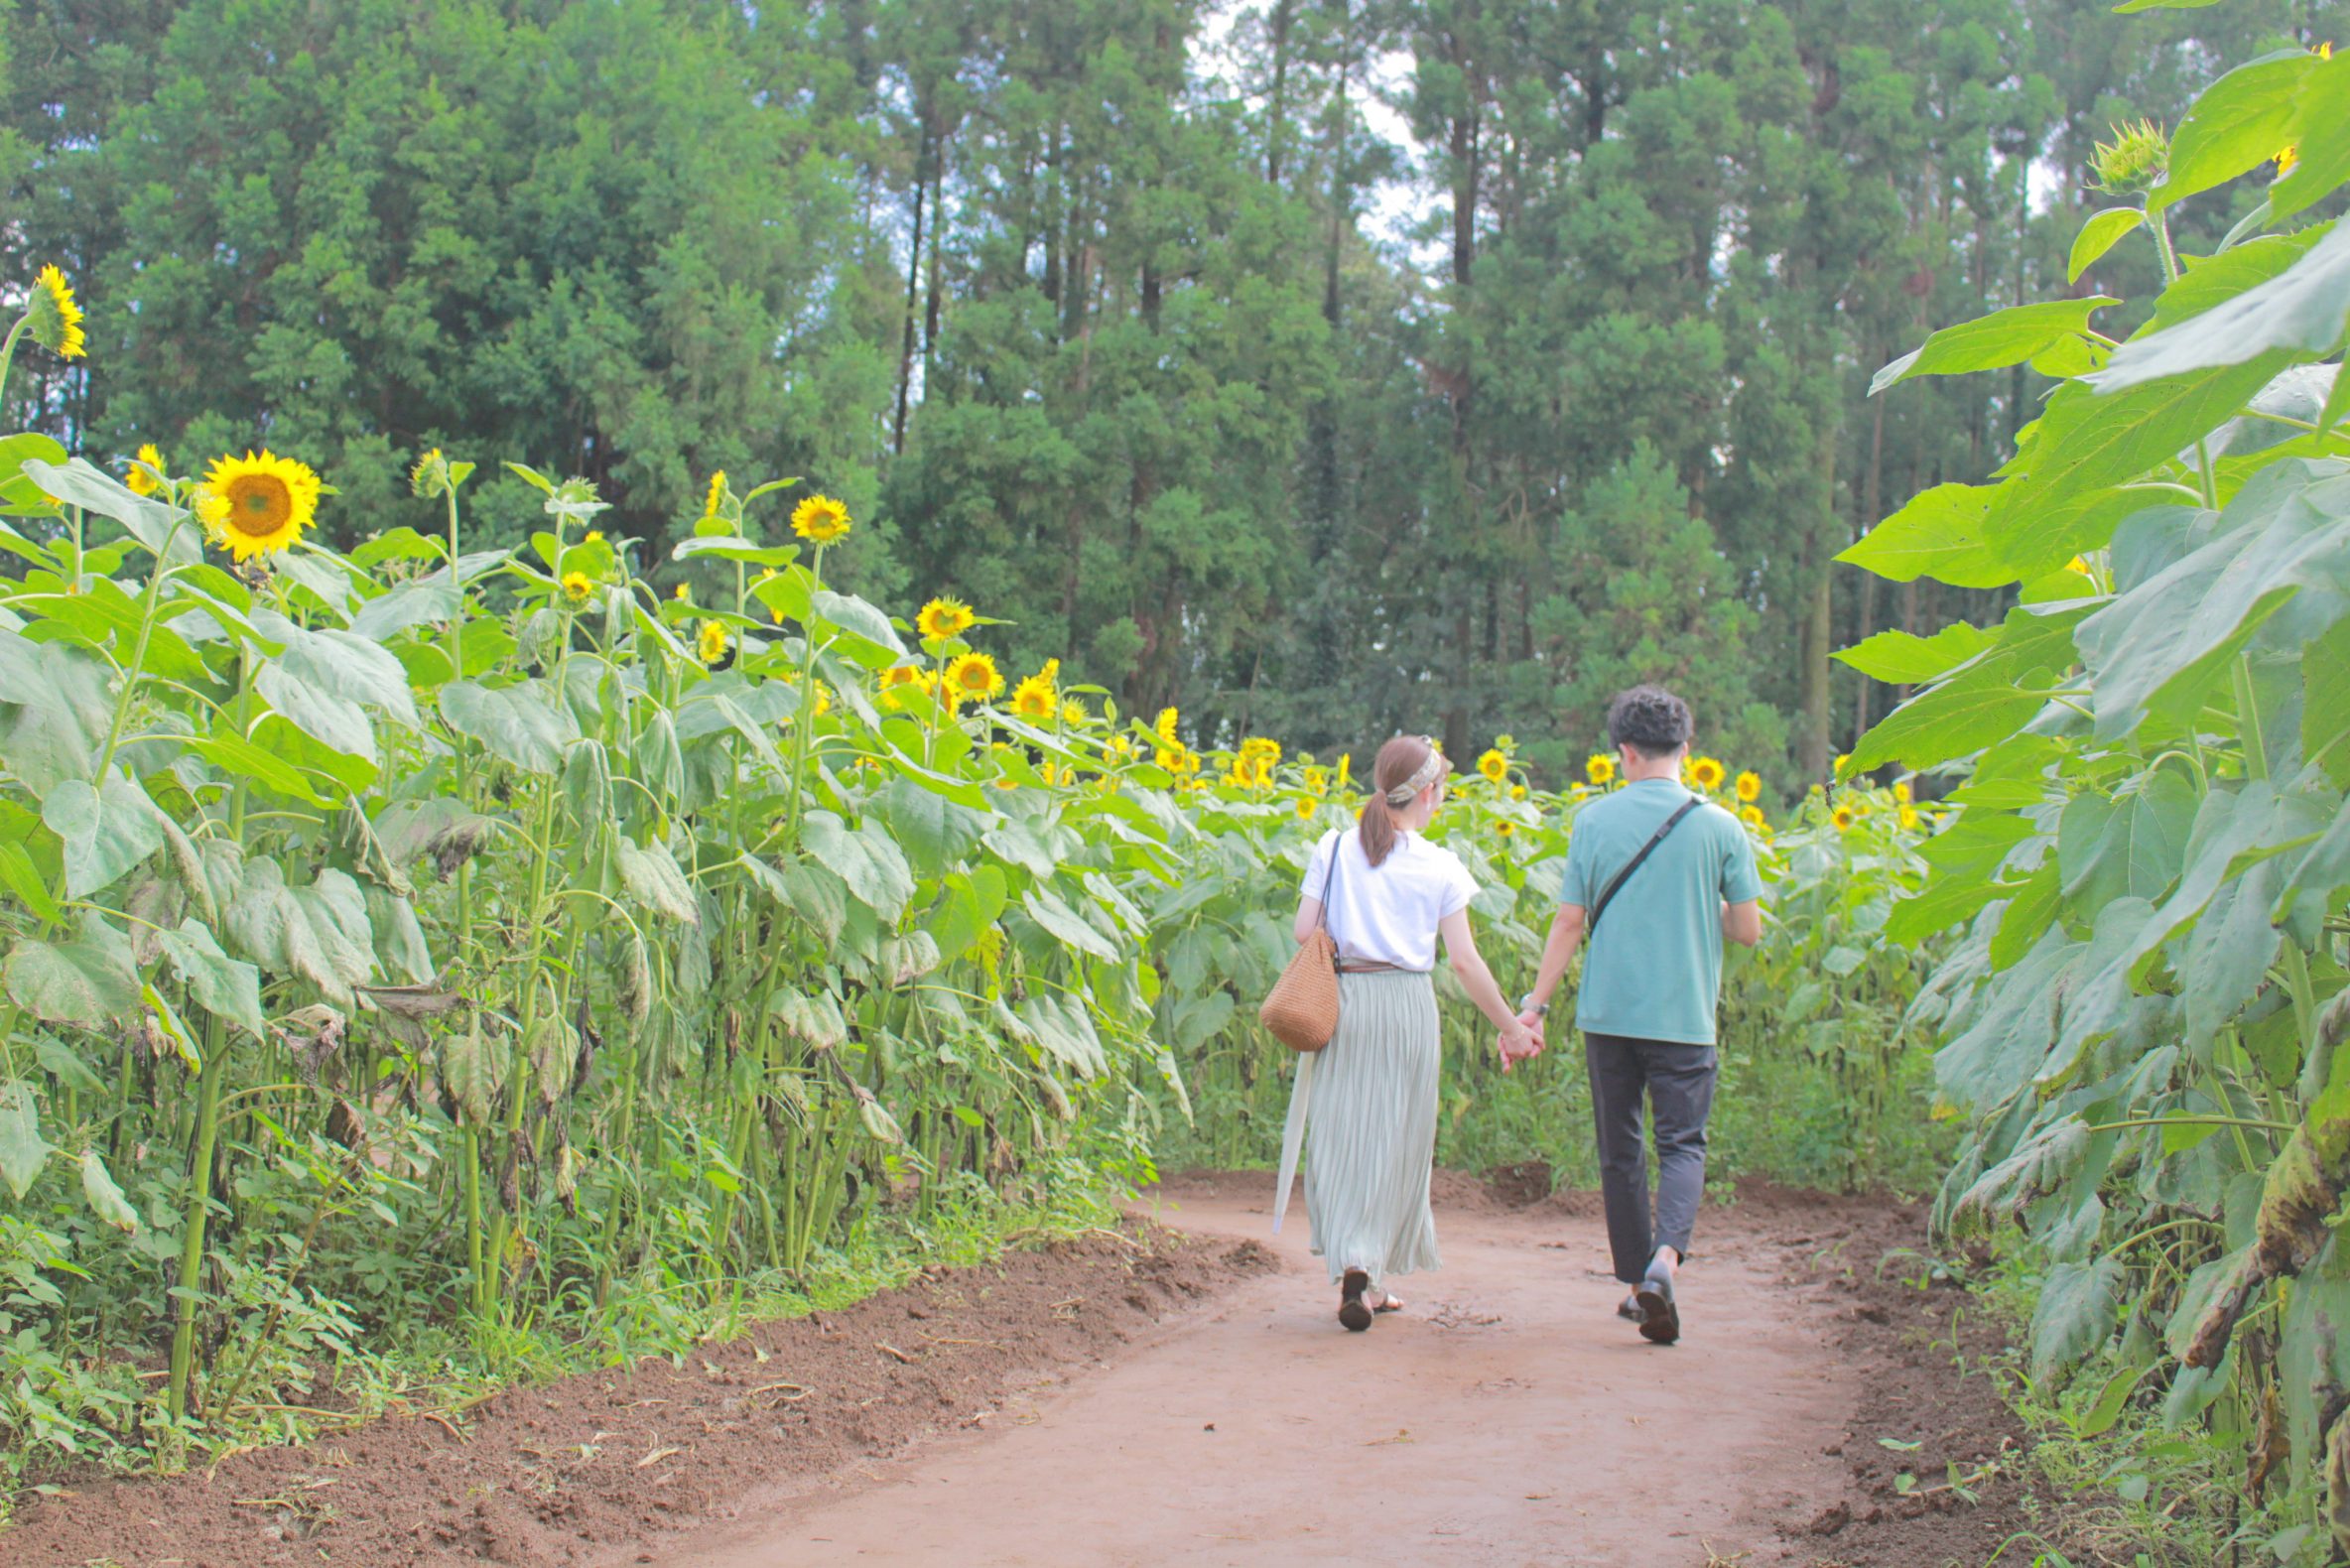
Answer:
[{"xmin": 643, "ymin": 1173, "xmax": 1864, "ymax": 1568}]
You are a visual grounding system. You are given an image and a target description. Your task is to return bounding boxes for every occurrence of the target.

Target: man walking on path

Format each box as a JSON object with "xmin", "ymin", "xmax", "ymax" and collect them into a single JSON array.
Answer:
[{"xmin": 1513, "ymin": 686, "xmax": 1763, "ymax": 1345}]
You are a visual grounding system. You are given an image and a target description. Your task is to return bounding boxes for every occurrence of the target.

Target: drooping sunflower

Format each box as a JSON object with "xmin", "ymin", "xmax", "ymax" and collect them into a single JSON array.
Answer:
[
  {"xmin": 917, "ymin": 596, "xmax": 975, "ymax": 641},
  {"xmin": 1154, "ymin": 707, "xmax": 1182, "ymax": 748},
  {"xmin": 1831, "ymin": 805, "xmax": 1857, "ymax": 832},
  {"xmin": 1477, "ymin": 748, "xmax": 1508, "ymax": 785},
  {"xmin": 26, "ymin": 265, "xmax": 85, "ymax": 360},
  {"xmin": 704, "ymin": 470, "xmax": 728, "ymax": 518},
  {"xmin": 1688, "ymin": 756, "xmax": 1726, "ymax": 791},
  {"xmin": 1586, "ymin": 752, "xmax": 1617, "ymax": 787},
  {"xmin": 1734, "ymin": 770, "xmax": 1762, "ymax": 803},
  {"xmin": 562, "ymin": 571, "xmax": 594, "ymax": 603},
  {"xmin": 198, "ymin": 451, "xmax": 322, "ymax": 562},
  {"xmin": 697, "ymin": 620, "xmax": 730, "ymax": 665},
  {"xmin": 124, "ymin": 443, "xmax": 166, "ymax": 499},
  {"xmin": 944, "ymin": 651, "xmax": 1004, "ymax": 704},
  {"xmin": 791, "ymin": 493, "xmax": 852, "ymax": 545}
]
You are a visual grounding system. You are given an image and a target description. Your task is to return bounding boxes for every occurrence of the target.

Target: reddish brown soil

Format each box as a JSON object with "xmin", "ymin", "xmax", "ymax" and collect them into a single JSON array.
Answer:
[
  {"xmin": 3, "ymin": 1179, "xmax": 2046, "ymax": 1568},
  {"xmin": 1, "ymin": 1226, "xmax": 1276, "ymax": 1568}
]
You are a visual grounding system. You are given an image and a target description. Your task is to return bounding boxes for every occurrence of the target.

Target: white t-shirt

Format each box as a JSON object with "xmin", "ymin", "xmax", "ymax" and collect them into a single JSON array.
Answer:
[{"xmin": 1297, "ymin": 829, "xmax": 1478, "ymax": 973}]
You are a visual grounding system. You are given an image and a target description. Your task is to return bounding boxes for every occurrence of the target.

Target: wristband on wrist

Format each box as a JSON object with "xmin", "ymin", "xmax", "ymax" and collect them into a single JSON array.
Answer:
[{"xmin": 1518, "ymin": 993, "xmax": 1548, "ymax": 1017}]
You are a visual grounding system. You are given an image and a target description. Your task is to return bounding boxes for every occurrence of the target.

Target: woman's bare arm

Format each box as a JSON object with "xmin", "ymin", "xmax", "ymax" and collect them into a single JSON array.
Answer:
[{"xmin": 1439, "ymin": 909, "xmax": 1538, "ymax": 1066}]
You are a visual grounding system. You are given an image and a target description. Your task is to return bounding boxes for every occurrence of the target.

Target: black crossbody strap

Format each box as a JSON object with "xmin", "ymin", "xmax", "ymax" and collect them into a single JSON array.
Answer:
[{"xmin": 1587, "ymin": 798, "xmax": 1701, "ymax": 935}]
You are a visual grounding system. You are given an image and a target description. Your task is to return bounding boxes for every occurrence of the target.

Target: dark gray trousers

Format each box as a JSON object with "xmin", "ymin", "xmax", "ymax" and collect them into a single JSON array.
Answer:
[{"xmin": 1585, "ymin": 1031, "xmax": 1718, "ymax": 1285}]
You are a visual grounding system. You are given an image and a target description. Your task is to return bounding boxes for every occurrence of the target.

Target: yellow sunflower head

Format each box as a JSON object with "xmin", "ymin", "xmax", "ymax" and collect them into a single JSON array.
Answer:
[
  {"xmin": 26, "ymin": 265, "xmax": 86, "ymax": 360},
  {"xmin": 562, "ymin": 571, "xmax": 594, "ymax": 603},
  {"xmin": 1061, "ymin": 698, "xmax": 1087, "ymax": 726},
  {"xmin": 1477, "ymin": 748, "xmax": 1508, "ymax": 784},
  {"xmin": 1689, "ymin": 756, "xmax": 1726, "ymax": 791},
  {"xmin": 199, "ymin": 451, "xmax": 322, "ymax": 562},
  {"xmin": 697, "ymin": 620, "xmax": 729, "ymax": 665},
  {"xmin": 1295, "ymin": 796, "xmax": 1318, "ymax": 821},
  {"xmin": 703, "ymin": 470, "xmax": 728, "ymax": 518},
  {"xmin": 585, "ymin": 530, "xmax": 602, "ymax": 544},
  {"xmin": 944, "ymin": 651, "xmax": 1003, "ymax": 704},
  {"xmin": 1108, "ymin": 734, "xmax": 1133, "ymax": 759},
  {"xmin": 1510, "ymin": 784, "xmax": 1527, "ymax": 801},
  {"xmin": 809, "ymin": 681, "xmax": 833, "ymax": 719},
  {"xmin": 1303, "ymin": 766, "xmax": 1329, "ymax": 798},
  {"xmin": 1154, "ymin": 707, "xmax": 1181, "ymax": 747},
  {"xmin": 917, "ymin": 596, "xmax": 976, "ymax": 641},
  {"xmin": 410, "ymin": 447, "xmax": 447, "ymax": 498},
  {"xmin": 1494, "ymin": 820, "xmax": 1516, "ymax": 839},
  {"xmin": 1011, "ymin": 670, "xmax": 1058, "ymax": 720},
  {"xmin": 1586, "ymin": 752, "xmax": 1617, "ymax": 786},
  {"xmin": 674, "ymin": 582, "xmax": 692, "ymax": 602},
  {"xmin": 125, "ymin": 443, "xmax": 166, "ymax": 499},
  {"xmin": 1893, "ymin": 781, "xmax": 1912, "ymax": 805},
  {"xmin": 1740, "ymin": 804, "xmax": 1766, "ymax": 830},
  {"xmin": 1899, "ymin": 805, "xmax": 1920, "ymax": 831},
  {"xmin": 1336, "ymin": 753, "xmax": 1351, "ymax": 790},
  {"xmin": 790, "ymin": 493, "xmax": 852, "ymax": 545},
  {"xmin": 1831, "ymin": 805, "xmax": 1856, "ymax": 832},
  {"xmin": 1734, "ymin": 770, "xmax": 1762, "ymax": 803}
]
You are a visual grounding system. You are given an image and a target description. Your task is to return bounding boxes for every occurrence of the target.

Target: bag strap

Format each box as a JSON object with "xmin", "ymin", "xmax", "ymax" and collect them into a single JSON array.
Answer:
[
  {"xmin": 1588, "ymin": 797, "xmax": 1701, "ymax": 936},
  {"xmin": 1317, "ymin": 830, "xmax": 1345, "ymax": 958}
]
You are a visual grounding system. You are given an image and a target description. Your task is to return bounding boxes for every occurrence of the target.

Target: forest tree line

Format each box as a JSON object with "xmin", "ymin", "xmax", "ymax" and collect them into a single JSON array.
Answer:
[{"xmin": 3, "ymin": 0, "xmax": 2338, "ymax": 786}]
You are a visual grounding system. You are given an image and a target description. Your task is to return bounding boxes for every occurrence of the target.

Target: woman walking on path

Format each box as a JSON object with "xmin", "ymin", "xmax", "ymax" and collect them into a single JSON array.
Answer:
[{"xmin": 1277, "ymin": 734, "xmax": 1542, "ymax": 1332}]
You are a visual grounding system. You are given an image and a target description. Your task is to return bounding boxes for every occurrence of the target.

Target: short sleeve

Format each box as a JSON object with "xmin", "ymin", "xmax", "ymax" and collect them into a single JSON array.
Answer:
[
  {"xmin": 1720, "ymin": 815, "xmax": 1763, "ymax": 904},
  {"xmin": 1438, "ymin": 849, "xmax": 1477, "ymax": 919},
  {"xmin": 1560, "ymin": 821, "xmax": 1596, "ymax": 910}
]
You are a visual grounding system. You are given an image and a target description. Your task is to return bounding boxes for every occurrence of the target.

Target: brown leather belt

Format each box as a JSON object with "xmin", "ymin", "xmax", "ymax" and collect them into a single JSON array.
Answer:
[{"xmin": 1336, "ymin": 960, "xmax": 1412, "ymax": 975}]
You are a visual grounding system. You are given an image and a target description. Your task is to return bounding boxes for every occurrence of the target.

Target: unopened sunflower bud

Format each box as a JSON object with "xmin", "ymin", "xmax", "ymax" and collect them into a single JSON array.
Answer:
[{"xmin": 2090, "ymin": 119, "xmax": 2168, "ymax": 196}]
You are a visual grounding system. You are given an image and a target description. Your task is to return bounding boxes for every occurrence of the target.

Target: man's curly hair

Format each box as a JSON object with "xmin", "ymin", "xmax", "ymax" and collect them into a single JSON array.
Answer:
[{"xmin": 1607, "ymin": 685, "xmax": 1693, "ymax": 758}]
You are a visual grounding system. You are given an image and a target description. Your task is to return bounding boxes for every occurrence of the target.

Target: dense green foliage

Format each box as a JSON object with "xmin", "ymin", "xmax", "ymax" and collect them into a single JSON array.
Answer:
[
  {"xmin": 1841, "ymin": 24, "xmax": 2350, "ymax": 1557},
  {"xmin": 6, "ymin": 0, "xmax": 2333, "ymax": 787}
]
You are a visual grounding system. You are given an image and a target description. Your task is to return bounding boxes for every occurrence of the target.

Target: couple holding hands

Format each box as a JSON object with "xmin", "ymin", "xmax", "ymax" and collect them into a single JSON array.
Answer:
[{"xmin": 1274, "ymin": 685, "xmax": 1763, "ymax": 1343}]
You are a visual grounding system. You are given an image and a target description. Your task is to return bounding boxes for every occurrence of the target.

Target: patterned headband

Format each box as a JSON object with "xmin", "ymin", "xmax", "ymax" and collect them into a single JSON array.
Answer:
[{"xmin": 1383, "ymin": 747, "xmax": 1446, "ymax": 807}]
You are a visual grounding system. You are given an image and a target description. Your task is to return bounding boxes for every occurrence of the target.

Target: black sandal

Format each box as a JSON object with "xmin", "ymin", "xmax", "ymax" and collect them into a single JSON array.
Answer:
[{"xmin": 1339, "ymin": 1268, "xmax": 1372, "ymax": 1332}]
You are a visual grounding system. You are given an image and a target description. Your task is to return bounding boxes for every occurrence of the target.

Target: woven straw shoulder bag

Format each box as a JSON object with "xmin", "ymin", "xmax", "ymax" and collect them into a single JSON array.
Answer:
[{"xmin": 1260, "ymin": 831, "xmax": 1343, "ymax": 1052}]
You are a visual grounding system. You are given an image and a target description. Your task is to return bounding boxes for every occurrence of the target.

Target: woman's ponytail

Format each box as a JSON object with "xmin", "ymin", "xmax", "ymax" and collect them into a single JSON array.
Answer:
[{"xmin": 1357, "ymin": 734, "xmax": 1443, "ymax": 868}]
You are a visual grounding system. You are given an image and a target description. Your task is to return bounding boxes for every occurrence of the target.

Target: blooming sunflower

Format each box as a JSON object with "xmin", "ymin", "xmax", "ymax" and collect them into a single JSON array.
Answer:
[
  {"xmin": 1831, "ymin": 805, "xmax": 1857, "ymax": 832},
  {"xmin": 1688, "ymin": 756, "xmax": 1726, "ymax": 791},
  {"xmin": 1477, "ymin": 748, "xmax": 1508, "ymax": 784},
  {"xmin": 198, "ymin": 451, "xmax": 322, "ymax": 562},
  {"xmin": 1303, "ymin": 766, "xmax": 1328, "ymax": 798},
  {"xmin": 1734, "ymin": 770, "xmax": 1762, "ymax": 803},
  {"xmin": 1510, "ymin": 784, "xmax": 1527, "ymax": 802},
  {"xmin": 944, "ymin": 651, "xmax": 1003, "ymax": 704},
  {"xmin": 1012, "ymin": 673, "xmax": 1057, "ymax": 720},
  {"xmin": 125, "ymin": 443, "xmax": 166, "ymax": 499},
  {"xmin": 1898, "ymin": 805, "xmax": 1920, "ymax": 831},
  {"xmin": 674, "ymin": 583, "xmax": 692, "ymax": 602},
  {"xmin": 1586, "ymin": 752, "xmax": 1617, "ymax": 786},
  {"xmin": 1740, "ymin": 804, "xmax": 1766, "ymax": 831},
  {"xmin": 562, "ymin": 571, "xmax": 594, "ymax": 603},
  {"xmin": 791, "ymin": 493, "xmax": 852, "ymax": 544},
  {"xmin": 917, "ymin": 596, "xmax": 975, "ymax": 641},
  {"xmin": 1107, "ymin": 734, "xmax": 1133, "ymax": 759},
  {"xmin": 1154, "ymin": 707, "xmax": 1181, "ymax": 748},
  {"xmin": 1494, "ymin": 820, "xmax": 1516, "ymax": 839},
  {"xmin": 26, "ymin": 265, "xmax": 85, "ymax": 359},
  {"xmin": 1893, "ymin": 781, "xmax": 1912, "ymax": 805},
  {"xmin": 1062, "ymin": 699, "xmax": 1087, "ymax": 726},
  {"xmin": 703, "ymin": 470, "xmax": 727, "ymax": 518},
  {"xmin": 697, "ymin": 620, "xmax": 729, "ymax": 665},
  {"xmin": 585, "ymin": 529, "xmax": 603, "ymax": 544},
  {"xmin": 1292, "ymin": 796, "xmax": 1317, "ymax": 822}
]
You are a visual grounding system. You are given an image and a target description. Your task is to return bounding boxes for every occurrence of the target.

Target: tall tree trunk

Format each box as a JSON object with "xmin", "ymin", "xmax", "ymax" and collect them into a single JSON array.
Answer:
[
  {"xmin": 892, "ymin": 118, "xmax": 932, "ymax": 457},
  {"xmin": 1265, "ymin": 0, "xmax": 1295, "ymax": 185}
]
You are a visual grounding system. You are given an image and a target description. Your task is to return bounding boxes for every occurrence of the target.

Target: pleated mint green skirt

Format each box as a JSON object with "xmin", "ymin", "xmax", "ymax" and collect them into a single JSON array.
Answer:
[{"xmin": 1302, "ymin": 969, "xmax": 1441, "ymax": 1287}]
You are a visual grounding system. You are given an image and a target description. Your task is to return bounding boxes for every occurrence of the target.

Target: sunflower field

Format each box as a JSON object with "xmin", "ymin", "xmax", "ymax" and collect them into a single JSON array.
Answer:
[{"xmin": 0, "ymin": 260, "xmax": 1955, "ymax": 1481}]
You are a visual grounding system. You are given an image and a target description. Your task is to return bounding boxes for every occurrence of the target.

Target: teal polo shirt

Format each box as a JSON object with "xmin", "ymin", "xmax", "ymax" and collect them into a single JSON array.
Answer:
[{"xmin": 1561, "ymin": 778, "xmax": 1763, "ymax": 1046}]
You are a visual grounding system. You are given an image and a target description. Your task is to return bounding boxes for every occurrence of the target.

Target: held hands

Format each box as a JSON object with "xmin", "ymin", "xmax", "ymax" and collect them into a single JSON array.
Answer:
[{"xmin": 1499, "ymin": 1012, "xmax": 1545, "ymax": 1072}]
